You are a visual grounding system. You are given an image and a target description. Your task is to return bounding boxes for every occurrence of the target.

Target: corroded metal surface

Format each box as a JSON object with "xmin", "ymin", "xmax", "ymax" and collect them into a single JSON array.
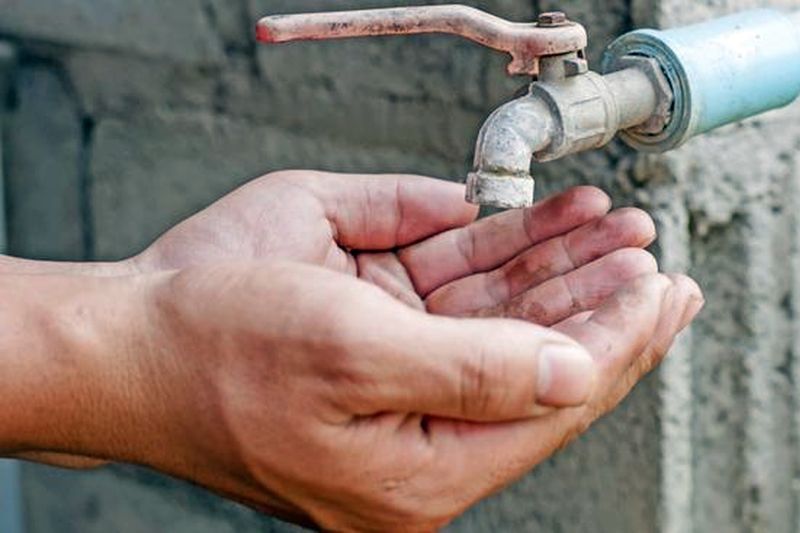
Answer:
[
  {"xmin": 256, "ymin": 5, "xmax": 587, "ymax": 76},
  {"xmin": 465, "ymin": 172, "xmax": 535, "ymax": 209},
  {"xmin": 468, "ymin": 60, "xmax": 668, "ymax": 209}
]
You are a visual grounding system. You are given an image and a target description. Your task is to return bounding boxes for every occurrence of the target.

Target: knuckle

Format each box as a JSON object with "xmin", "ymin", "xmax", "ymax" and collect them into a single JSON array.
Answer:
[
  {"xmin": 617, "ymin": 272, "xmax": 673, "ymax": 307},
  {"xmin": 607, "ymin": 248, "xmax": 658, "ymax": 274},
  {"xmin": 561, "ymin": 186, "xmax": 611, "ymax": 217},
  {"xmin": 649, "ymin": 272, "xmax": 675, "ymax": 292},
  {"xmin": 612, "ymin": 207, "xmax": 656, "ymax": 234},
  {"xmin": 567, "ymin": 185, "xmax": 609, "ymax": 206},
  {"xmin": 619, "ymin": 249, "xmax": 660, "ymax": 280},
  {"xmin": 300, "ymin": 303, "xmax": 372, "ymax": 385},
  {"xmin": 317, "ymin": 334, "xmax": 371, "ymax": 388},
  {"xmin": 456, "ymin": 226, "xmax": 480, "ymax": 273},
  {"xmin": 594, "ymin": 209, "xmax": 624, "ymax": 235},
  {"xmin": 458, "ymin": 346, "xmax": 509, "ymax": 418}
]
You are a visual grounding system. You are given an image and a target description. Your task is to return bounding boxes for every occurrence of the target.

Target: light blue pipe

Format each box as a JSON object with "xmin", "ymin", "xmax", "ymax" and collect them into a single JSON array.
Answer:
[{"xmin": 603, "ymin": 9, "xmax": 800, "ymax": 152}]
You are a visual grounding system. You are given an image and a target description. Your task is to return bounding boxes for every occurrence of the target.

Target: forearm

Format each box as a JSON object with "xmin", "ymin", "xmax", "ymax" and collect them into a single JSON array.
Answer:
[{"xmin": 0, "ymin": 272, "xmax": 152, "ymax": 460}]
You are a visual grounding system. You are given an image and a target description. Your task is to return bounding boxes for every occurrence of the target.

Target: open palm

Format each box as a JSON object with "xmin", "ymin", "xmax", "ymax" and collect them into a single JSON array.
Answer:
[
  {"xmin": 130, "ymin": 171, "xmax": 700, "ymax": 520},
  {"xmin": 22, "ymin": 171, "xmax": 701, "ymax": 490},
  {"xmin": 137, "ymin": 171, "xmax": 658, "ymax": 326}
]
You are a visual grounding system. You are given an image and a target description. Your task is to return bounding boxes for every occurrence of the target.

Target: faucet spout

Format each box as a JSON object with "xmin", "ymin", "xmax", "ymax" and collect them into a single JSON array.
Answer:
[{"xmin": 467, "ymin": 95, "xmax": 554, "ymax": 209}]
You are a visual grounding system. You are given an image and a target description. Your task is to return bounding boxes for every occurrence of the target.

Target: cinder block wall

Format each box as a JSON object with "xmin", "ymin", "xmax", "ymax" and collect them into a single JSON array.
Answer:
[{"xmin": 2, "ymin": 1, "xmax": 800, "ymax": 531}]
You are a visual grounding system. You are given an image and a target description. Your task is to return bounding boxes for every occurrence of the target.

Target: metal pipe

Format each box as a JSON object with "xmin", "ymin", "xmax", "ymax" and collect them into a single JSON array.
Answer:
[
  {"xmin": 603, "ymin": 9, "xmax": 800, "ymax": 152},
  {"xmin": 467, "ymin": 61, "xmax": 667, "ymax": 208},
  {"xmin": 604, "ymin": 68, "xmax": 658, "ymax": 130}
]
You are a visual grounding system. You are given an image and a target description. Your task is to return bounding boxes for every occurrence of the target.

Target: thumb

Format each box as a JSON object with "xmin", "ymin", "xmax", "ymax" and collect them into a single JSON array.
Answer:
[{"xmin": 362, "ymin": 310, "xmax": 597, "ymax": 422}]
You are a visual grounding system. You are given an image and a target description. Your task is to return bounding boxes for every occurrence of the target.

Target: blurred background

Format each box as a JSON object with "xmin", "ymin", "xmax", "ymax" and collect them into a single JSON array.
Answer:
[{"xmin": 1, "ymin": 0, "xmax": 800, "ymax": 531}]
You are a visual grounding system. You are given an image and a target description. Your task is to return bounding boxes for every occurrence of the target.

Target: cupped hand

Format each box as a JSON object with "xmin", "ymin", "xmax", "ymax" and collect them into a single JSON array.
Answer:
[
  {"xmin": 135, "ymin": 171, "xmax": 659, "ymax": 324},
  {"xmin": 114, "ymin": 261, "xmax": 702, "ymax": 531},
  {"xmin": 7, "ymin": 170, "xmax": 705, "ymax": 530},
  {"xmin": 19, "ymin": 172, "xmax": 661, "ymax": 472}
]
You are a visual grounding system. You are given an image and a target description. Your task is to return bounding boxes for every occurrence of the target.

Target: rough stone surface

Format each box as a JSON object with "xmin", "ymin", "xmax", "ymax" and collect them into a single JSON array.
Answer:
[
  {"xmin": 5, "ymin": 64, "xmax": 87, "ymax": 261},
  {"xmin": 1, "ymin": 1, "xmax": 799, "ymax": 532},
  {"xmin": 0, "ymin": 0, "xmax": 224, "ymax": 64}
]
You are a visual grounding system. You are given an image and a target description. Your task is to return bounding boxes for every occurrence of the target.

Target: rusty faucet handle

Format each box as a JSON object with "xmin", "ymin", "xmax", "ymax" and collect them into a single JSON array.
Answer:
[{"xmin": 256, "ymin": 5, "xmax": 587, "ymax": 76}]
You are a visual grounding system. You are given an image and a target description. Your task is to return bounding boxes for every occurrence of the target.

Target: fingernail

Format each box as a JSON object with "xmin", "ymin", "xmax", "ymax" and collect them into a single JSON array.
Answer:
[{"xmin": 537, "ymin": 344, "xmax": 596, "ymax": 407}]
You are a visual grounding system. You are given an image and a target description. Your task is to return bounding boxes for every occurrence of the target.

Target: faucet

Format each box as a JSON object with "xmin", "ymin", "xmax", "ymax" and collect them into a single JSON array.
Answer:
[{"xmin": 257, "ymin": 6, "xmax": 800, "ymax": 209}]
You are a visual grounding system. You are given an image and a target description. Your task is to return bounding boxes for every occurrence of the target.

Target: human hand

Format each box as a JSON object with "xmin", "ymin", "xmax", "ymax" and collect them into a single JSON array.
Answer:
[
  {"xmin": 9, "ymin": 172, "xmax": 661, "ymax": 473},
  {"xmin": 135, "ymin": 171, "xmax": 660, "ymax": 325},
  {"xmin": 0, "ymin": 167, "xmax": 702, "ymax": 528},
  {"xmin": 88, "ymin": 261, "xmax": 701, "ymax": 530}
]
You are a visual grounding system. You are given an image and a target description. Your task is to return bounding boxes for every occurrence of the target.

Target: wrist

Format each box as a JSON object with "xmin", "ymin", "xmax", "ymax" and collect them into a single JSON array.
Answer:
[{"xmin": 0, "ymin": 272, "xmax": 157, "ymax": 460}]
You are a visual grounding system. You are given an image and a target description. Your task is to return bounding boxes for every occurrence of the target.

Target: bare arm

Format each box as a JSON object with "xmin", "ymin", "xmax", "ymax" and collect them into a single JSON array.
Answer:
[{"xmin": 0, "ymin": 272, "xmax": 148, "ymax": 461}]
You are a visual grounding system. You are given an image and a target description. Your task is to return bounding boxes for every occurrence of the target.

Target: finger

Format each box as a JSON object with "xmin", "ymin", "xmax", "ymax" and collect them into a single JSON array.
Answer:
[
  {"xmin": 295, "ymin": 172, "xmax": 479, "ymax": 250},
  {"xmin": 602, "ymin": 274, "xmax": 704, "ymax": 407},
  {"xmin": 399, "ymin": 186, "xmax": 611, "ymax": 297},
  {"xmin": 355, "ymin": 253, "xmax": 427, "ymax": 310},
  {"xmin": 555, "ymin": 273, "xmax": 677, "ymax": 382},
  {"xmin": 533, "ymin": 275, "xmax": 702, "ymax": 451},
  {"xmin": 344, "ymin": 305, "xmax": 598, "ymax": 421},
  {"xmin": 424, "ymin": 274, "xmax": 696, "ymax": 498},
  {"xmin": 468, "ymin": 248, "xmax": 659, "ymax": 326},
  {"xmin": 426, "ymin": 208, "xmax": 656, "ymax": 315}
]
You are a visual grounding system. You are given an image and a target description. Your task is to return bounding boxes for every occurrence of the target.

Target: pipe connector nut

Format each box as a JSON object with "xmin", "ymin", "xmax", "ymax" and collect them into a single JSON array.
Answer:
[{"xmin": 604, "ymin": 55, "xmax": 672, "ymax": 135}]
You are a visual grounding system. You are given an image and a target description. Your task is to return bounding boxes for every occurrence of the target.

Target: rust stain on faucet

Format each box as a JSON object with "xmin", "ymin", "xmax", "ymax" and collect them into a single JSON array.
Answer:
[{"xmin": 256, "ymin": 5, "xmax": 587, "ymax": 76}]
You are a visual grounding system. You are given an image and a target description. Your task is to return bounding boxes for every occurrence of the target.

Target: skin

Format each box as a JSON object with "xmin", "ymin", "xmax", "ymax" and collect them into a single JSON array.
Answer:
[{"xmin": 0, "ymin": 171, "xmax": 703, "ymax": 530}]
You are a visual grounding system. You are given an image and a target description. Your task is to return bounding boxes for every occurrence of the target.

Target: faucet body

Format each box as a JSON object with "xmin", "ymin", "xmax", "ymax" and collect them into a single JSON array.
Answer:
[
  {"xmin": 468, "ymin": 56, "xmax": 667, "ymax": 208},
  {"xmin": 257, "ymin": 6, "xmax": 800, "ymax": 210}
]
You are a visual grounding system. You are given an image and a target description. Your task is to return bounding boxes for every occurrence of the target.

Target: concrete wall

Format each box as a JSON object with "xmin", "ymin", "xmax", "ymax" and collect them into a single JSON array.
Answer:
[{"xmin": 2, "ymin": 0, "xmax": 800, "ymax": 531}]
